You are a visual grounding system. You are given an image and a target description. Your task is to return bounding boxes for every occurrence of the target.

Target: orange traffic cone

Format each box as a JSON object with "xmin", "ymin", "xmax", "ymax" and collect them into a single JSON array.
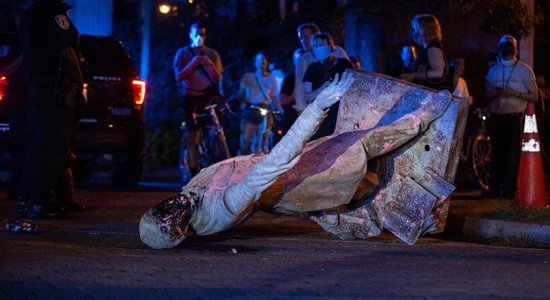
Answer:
[{"xmin": 515, "ymin": 102, "xmax": 548, "ymax": 207}]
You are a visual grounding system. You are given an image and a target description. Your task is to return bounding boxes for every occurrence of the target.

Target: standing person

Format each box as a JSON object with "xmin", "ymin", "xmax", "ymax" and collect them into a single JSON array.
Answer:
[
  {"xmin": 238, "ymin": 51, "xmax": 282, "ymax": 155},
  {"xmin": 294, "ymin": 23, "xmax": 349, "ymax": 114},
  {"xmin": 449, "ymin": 58, "xmax": 473, "ymax": 105},
  {"xmin": 484, "ymin": 34, "xmax": 539, "ymax": 198},
  {"xmin": 18, "ymin": 0, "xmax": 83, "ymax": 218},
  {"xmin": 400, "ymin": 44, "xmax": 417, "ymax": 74},
  {"xmin": 386, "ymin": 45, "xmax": 417, "ymax": 78},
  {"xmin": 275, "ymin": 48, "xmax": 304, "ymax": 145},
  {"xmin": 303, "ymin": 33, "xmax": 352, "ymax": 140},
  {"xmin": 173, "ymin": 22, "xmax": 223, "ymax": 177},
  {"xmin": 402, "ymin": 14, "xmax": 449, "ymax": 91}
]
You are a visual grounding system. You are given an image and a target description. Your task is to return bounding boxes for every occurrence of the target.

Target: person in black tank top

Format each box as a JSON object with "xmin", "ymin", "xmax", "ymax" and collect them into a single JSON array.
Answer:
[{"xmin": 401, "ymin": 14, "xmax": 446, "ymax": 89}]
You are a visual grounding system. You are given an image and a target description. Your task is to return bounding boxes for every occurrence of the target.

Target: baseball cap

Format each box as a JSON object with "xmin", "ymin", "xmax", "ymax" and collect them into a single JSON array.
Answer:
[{"xmin": 498, "ymin": 34, "xmax": 517, "ymax": 48}]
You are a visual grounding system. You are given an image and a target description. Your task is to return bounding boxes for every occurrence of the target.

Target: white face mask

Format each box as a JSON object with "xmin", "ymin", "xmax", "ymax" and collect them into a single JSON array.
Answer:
[
  {"xmin": 501, "ymin": 59, "xmax": 516, "ymax": 67},
  {"xmin": 192, "ymin": 35, "xmax": 204, "ymax": 47},
  {"xmin": 313, "ymin": 45, "xmax": 331, "ymax": 61}
]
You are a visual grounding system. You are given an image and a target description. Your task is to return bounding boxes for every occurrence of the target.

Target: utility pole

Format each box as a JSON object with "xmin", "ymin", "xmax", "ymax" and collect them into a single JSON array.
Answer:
[{"xmin": 140, "ymin": 0, "xmax": 152, "ymax": 81}]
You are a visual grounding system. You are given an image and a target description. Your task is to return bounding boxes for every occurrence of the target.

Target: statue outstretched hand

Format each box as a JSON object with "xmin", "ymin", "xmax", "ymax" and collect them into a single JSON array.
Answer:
[{"xmin": 313, "ymin": 71, "xmax": 354, "ymax": 110}]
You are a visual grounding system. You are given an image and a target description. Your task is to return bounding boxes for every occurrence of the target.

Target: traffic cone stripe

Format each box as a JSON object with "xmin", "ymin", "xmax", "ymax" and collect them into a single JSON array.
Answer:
[
  {"xmin": 521, "ymin": 139, "xmax": 540, "ymax": 152},
  {"xmin": 523, "ymin": 115, "xmax": 538, "ymax": 133}
]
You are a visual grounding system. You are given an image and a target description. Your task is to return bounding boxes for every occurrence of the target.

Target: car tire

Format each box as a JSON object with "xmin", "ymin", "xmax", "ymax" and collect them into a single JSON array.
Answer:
[{"xmin": 111, "ymin": 157, "xmax": 143, "ymax": 187}]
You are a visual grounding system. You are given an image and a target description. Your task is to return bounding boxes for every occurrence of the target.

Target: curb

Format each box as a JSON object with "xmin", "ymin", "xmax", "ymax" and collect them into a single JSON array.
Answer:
[{"xmin": 462, "ymin": 217, "xmax": 550, "ymax": 245}]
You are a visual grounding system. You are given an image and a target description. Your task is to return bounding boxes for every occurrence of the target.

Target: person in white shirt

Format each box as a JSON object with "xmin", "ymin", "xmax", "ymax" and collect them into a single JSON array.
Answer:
[
  {"xmin": 484, "ymin": 34, "xmax": 539, "ymax": 198},
  {"xmin": 238, "ymin": 52, "xmax": 282, "ymax": 155}
]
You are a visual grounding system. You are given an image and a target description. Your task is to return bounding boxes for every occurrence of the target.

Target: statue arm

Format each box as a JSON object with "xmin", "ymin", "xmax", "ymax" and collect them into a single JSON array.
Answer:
[{"xmin": 223, "ymin": 72, "xmax": 354, "ymax": 216}]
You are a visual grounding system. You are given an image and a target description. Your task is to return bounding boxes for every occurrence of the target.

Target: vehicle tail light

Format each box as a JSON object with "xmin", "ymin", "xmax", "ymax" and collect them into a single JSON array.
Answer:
[
  {"xmin": 132, "ymin": 79, "xmax": 146, "ymax": 105},
  {"xmin": 0, "ymin": 76, "xmax": 6, "ymax": 101}
]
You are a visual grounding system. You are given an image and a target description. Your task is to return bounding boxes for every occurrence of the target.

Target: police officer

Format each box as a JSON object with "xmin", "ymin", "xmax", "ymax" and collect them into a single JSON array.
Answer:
[
  {"xmin": 0, "ymin": 12, "xmax": 25, "ymax": 204},
  {"xmin": 18, "ymin": 0, "xmax": 83, "ymax": 218}
]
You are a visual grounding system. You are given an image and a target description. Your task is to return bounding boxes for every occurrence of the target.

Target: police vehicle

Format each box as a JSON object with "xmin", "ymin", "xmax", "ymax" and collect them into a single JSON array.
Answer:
[{"xmin": 0, "ymin": 33, "xmax": 146, "ymax": 187}]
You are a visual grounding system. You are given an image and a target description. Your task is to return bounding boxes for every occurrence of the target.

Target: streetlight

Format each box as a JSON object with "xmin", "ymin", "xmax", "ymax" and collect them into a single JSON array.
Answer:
[{"xmin": 158, "ymin": 4, "xmax": 171, "ymax": 14}]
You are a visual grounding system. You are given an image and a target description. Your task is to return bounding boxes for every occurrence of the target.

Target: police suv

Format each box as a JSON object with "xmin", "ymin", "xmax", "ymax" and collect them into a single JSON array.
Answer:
[{"xmin": 0, "ymin": 33, "xmax": 146, "ymax": 187}]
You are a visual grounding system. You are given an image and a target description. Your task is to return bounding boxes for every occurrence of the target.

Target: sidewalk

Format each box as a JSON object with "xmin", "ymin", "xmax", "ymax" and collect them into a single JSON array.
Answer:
[{"xmin": 140, "ymin": 165, "xmax": 550, "ymax": 247}]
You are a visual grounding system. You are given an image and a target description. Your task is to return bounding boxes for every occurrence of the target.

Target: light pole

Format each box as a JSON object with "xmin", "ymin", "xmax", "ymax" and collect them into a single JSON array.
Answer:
[{"xmin": 140, "ymin": 0, "xmax": 152, "ymax": 81}]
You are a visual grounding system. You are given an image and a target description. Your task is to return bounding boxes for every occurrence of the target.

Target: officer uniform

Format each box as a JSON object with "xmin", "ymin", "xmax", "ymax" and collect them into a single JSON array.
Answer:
[{"xmin": 18, "ymin": 0, "xmax": 82, "ymax": 218}]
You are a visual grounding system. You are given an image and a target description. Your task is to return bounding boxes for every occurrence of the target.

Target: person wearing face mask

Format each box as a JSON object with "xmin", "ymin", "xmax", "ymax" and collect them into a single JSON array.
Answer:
[
  {"xmin": 401, "ymin": 14, "xmax": 448, "ymax": 91},
  {"xmin": 294, "ymin": 23, "xmax": 349, "ymax": 114},
  {"xmin": 483, "ymin": 34, "xmax": 539, "ymax": 198},
  {"xmin": 303, "ymin": 33, "xmax": 353, "ymax": 140},
  {"xmin": 238, "ymin": 51, "xmax": 282, "ymax": 155},
  {"xmin": 173, "ymin": 22, "xmax": 224, "ymax": 177}
]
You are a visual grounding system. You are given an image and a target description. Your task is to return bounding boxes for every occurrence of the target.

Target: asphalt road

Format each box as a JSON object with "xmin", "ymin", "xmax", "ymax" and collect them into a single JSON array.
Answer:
[{"xmin": 1, "ymin": 185, "xmax": 550, "ymax": 299}]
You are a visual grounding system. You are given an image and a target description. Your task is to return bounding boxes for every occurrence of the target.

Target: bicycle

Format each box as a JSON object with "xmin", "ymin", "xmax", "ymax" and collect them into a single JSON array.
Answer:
[
  {"xmin": 179, "ymin": 97, "xmax": 232, "ymax": 182},
  {"xmin": 242, "ymin": 104, "xmax": 282, "ymax": 155},
  {"xmin": 470, "ymin": 108, "xmax": 492, "ymax": 191}
]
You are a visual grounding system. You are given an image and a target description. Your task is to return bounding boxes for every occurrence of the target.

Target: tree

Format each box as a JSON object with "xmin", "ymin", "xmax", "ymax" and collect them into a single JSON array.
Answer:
[{"xmin": 345, "ymin": 0, "xmax": 541, "ymax": 73}]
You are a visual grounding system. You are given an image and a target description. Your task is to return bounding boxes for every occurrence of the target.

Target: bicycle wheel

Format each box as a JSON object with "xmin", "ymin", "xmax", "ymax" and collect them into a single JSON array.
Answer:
[
  {"xmin": 472, "ymin": 135, "xmax": 492, "ymax": 191},
  {"xmin": 197, "ymin": 127, "xmax": 215, "ymax": 169}
]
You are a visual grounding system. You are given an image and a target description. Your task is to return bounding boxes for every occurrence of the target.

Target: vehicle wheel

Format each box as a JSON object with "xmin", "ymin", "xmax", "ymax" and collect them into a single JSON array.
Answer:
[
  {"xmin": 472, "ymin": 135, "xmax": 492, "ymax": 191},
  {"xmin": 197, "ymin": 129, "xmax": 215, "ymax": 169},
  {"xmin": 112, "ymin": 157, "xmax": 143, "ymax": 187}
]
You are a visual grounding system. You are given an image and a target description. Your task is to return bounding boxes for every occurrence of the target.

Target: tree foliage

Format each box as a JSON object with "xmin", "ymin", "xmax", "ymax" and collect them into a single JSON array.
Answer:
[{"xmin": 349, "ymin": 0, "xmax": 541, "ymax": 38}]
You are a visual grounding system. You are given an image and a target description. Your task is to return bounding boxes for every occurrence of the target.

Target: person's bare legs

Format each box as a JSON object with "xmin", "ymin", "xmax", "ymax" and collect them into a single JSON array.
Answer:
[{"xmin": 240, "ymin": 122, "xmax": 260, "ymax": 155}]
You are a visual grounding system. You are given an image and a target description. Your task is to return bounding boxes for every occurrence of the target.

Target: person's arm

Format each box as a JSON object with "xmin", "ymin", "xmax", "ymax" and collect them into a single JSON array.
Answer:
[
  {"xmin": 425, "ymin": 47, "xmax": 445, "ymax": 80},
  {"xmin": 497, "ymin": 80, "xmax": 538, "ymax": 103},
  {"xmin": 223, "ymin": 72, "xmax": 354, "ymax": 216},
  {"xmin": 304, "ymin": 81, "xmax": 329, "ymax": 103},
  {"xmin": 270, "ymin": 77, "xmax": 283, "ymax": 112},
  {"xmin": 401, "ymin": 46, "xmax": 445, "ymax": 82},
  {"xmin": 201, "ymin": 50, "xmax": 223, "ymax": 82},
  {"xmin": 173, "ymin": 49, "xmax": 200, "ymax": 82}
]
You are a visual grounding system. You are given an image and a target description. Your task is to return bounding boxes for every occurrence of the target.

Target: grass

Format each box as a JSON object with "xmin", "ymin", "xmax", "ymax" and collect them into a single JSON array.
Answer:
[
  {"xmin": 446, "ymin": 196, "xmax": 550, "ymax": 249},
  {"xmin": 482, "ymin": 204, "xmax": 550, "ymax": 225},
  {"xmin": 450, "ymin": 197, "xmax": 550, "ymax": 224}
]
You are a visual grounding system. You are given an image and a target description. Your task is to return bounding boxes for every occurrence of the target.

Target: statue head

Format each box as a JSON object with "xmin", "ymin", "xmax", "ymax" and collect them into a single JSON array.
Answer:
[{"xmin": 139, "ymin": 191, "xmax": 197, "ymax": 249}]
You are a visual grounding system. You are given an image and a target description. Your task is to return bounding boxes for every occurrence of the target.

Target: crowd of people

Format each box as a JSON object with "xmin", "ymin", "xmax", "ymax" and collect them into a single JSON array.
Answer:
[
  {"xmin": 0, "ymin": 4, "xmax": 542, "ymax": 221},
  {"xmin": 174, "ymin": 13, "xmax": 540, "ymax": 202}
]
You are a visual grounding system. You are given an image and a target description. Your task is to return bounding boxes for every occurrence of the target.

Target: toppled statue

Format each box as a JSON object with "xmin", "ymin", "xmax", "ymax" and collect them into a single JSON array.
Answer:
[{"xmin": 140, "ymin": 70, "xmax": 466, "ymax": 249}]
